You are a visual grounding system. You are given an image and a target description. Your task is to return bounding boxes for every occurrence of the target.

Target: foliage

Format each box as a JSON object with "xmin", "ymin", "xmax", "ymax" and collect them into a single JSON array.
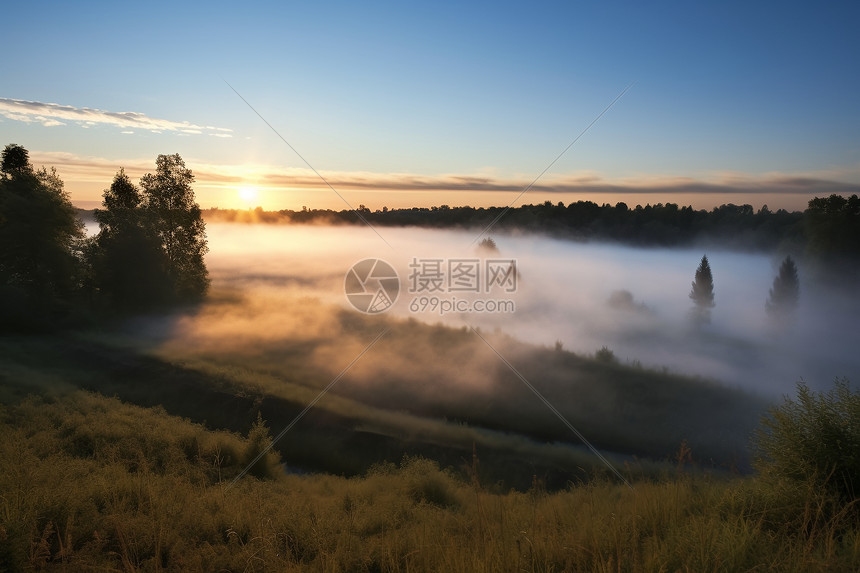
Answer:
[
  {"xmin": 96, "ymin": 167, "xmax": 143, "ymax": 229},
  {"xmin": 0, "ymin": 144, "xmax": 213, "ymax": 324},
  {"xmin": 90, "ymin": 169, "xmax": 172, "ymax": 310},
  {"xmin": 594, "ymin": 345, "xmax": 617, "ymax": 363},
  {"xmin": 204, "ymin": 200, "xmax": 806, "ymax": 252},
  {"xmin": 766, "ymin": 255, "xmax": 800, "ymax": 318},
  {"xmin": 754, "ymin": 379, "xmax": 860, "ymax": 511},
  {"xmin": 0, "ymin": 144, "xmax": 85, "ymax": 328},
  {"xmin": 139, "ymin": 154, "xmax": 209, "ymax": 301},
  {"xmin": 242, "ymin": 412, "xmax": 282, "ymax": 480},
  {"xmin": 87, "ymin": 155, "xmax": 210, "ymax": 310},
  {"xmin": 805, "ymin": 194, "xmax": 860, "ymax": 262},
  {"xmin": 0, "ymin": 143, "xmax": 31, "ymax": 175},
  {"xmin": 689, "ymin": 254, "xmax": 715, "ymax": 323}
]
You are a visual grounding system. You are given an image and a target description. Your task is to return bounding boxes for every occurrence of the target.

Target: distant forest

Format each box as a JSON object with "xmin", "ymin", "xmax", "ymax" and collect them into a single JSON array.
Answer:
[{"xmin": 202, "ymin": 195, "xmax": 860, "ymax": 258}]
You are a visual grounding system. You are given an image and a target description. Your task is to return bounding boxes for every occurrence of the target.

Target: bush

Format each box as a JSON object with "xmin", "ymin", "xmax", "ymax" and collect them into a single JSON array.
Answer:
[
  {"xmin": 753, "ymin": 379, "xmax": 860, "ymax": 510},
  {"xmin": 242, "ymin": 412, "xmax": 282, "ymax": 480},
  {"xmin": 402, "ymin": 457, "xmax": 459, "ymax": 508},
  {"xmin": 595, "ymin": 346, "xmax": 618, "ymax": 364}
]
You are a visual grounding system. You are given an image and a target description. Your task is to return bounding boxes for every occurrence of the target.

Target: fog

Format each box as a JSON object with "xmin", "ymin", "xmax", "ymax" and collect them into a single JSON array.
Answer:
[{"xmin": 182, "ymin": 222, "xmax": 858, "ymax": 398}]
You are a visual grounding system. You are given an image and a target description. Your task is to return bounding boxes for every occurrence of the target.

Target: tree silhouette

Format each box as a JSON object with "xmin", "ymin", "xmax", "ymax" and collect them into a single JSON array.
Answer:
[
  {"xmin": 804, "ymin": 194, "xmax": 860, "ymax": 281},
  {"xmin": 0, "ymin": 144, "xmax": 85, "ymax": 327},
  {"xmin": 689, "ymin": 255, "xmax": 715, "ymax": 323},
  {"xmin": 1, "ymin": 144, "xmax": 32, "ymax": 176},
  {"xmin": 766, "ymin": 256, "xmax": 799, "ymax": 321},
  {"xmin": 90, "ymin": 169, "xmax": 171, "ymax": 309},
  {"xmin": 477, "ymin": 236, "xmax": 499, "ymax": 253},
  {"xmin": 140, "ymin": 154, "xmax": 209, "ymax": 301}
]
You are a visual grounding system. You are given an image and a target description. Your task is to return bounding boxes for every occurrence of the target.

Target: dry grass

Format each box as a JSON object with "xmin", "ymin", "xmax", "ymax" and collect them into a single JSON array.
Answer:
[{"xmin": 1, "ymin": 391, "xmax": 858, "ymax": 572}]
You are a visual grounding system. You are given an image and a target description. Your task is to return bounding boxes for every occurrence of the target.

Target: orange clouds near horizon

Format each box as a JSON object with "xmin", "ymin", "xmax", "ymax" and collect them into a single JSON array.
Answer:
[{"xmin": 28, "ymin": 150, "xmax": 860, "ymax": 214}]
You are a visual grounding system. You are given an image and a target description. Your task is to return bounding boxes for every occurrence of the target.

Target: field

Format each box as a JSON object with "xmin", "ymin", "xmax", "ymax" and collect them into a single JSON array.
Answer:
[
  {"xmin": 2, "ymin": 390, "xmax": 858, "ymax": 571},
  {"xmin": 1, "ymin": 302, "xmax": 858, "ymax": 571}
]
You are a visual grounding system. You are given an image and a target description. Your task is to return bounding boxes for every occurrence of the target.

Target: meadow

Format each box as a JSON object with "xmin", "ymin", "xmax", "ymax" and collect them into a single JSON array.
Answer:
[{"xmin": 1, "ymin": 388, "xmax": 857, "ymax": 571}]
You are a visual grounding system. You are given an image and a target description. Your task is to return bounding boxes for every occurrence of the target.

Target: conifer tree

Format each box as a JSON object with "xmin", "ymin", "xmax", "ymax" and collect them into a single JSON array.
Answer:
[
  {"xmin": 766, "ymin": 255, "xmax": 800, "ymax": 319},
  {"xmin": 689, "ymin": 254, "xmax": 715, "ymax": 323}
]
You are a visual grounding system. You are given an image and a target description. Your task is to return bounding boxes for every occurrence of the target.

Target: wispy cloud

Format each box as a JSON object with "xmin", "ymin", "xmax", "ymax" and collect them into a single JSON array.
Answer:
[
  {"xmin": 190, "ymin": 164, "xmax": 860, "ymax": 197},
  {"xmin": 26, "ymin": 150, "xmax": 860, "ymax": 210},
  {"xmin": 0, "ymin": 97, "xmax": 233, "ymax": 137}
]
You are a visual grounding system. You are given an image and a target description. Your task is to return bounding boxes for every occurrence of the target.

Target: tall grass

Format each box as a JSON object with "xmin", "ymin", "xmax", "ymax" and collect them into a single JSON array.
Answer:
[
  {"xmin": 1, "ymin": 391, "xmax": 857, "ymax": 571},
  {"xmin": 2, "ymin": 330, "xmax": 738, "ymax": 489}
]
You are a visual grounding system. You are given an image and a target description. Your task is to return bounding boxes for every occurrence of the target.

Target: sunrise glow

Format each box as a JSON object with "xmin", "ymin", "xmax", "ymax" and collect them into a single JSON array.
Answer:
[{"xmin": 237, "ymin": 186, "xmax": 259, "ymax": 204}]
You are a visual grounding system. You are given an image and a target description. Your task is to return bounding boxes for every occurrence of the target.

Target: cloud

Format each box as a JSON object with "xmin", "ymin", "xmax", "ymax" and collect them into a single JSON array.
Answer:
[
  {"xmin": 0, "ymin": 97, "xmax": 233, "ymax": 136},
  {"xmin": 24, "ymin": 149, "xmax": 860, "ymax": 212},
  {"xmin": 188, "ymin": 164, "xmax": 860, "ymax": 198}
]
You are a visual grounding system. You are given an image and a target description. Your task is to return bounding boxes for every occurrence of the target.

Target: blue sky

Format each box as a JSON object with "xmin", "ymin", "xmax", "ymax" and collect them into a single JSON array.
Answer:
[{"xmin": 2, "ymin": 0, "xmax": 858, "ymax": 210}]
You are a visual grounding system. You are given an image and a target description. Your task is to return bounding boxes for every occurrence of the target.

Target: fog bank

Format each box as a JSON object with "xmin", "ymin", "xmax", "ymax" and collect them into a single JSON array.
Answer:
[{"xmin": 200, "ymin": 223, "xmax": 858, "ymax": 396}]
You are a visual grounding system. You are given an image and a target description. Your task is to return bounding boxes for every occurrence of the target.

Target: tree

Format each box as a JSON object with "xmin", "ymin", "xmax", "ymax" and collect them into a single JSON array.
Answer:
[
  {"xmin": 0, "ymin": 144, "xmax": 85, "ymax": 327},
  {"xmin": 98, "ymin": 168, "xmax": 142, "ymax": 226},
  {"xmin": 90, "ymin": 169, "xmax": 171, "ymax": 310},
  {"xmin": 804, "ymin": 194, "xmax": 860, "ymax": 283},
  {"xmin": 477, "ymin": 236, "xmax": 499, "ymax": 253},
  {"xmin": 1, "ymin": 143, "xmax": 32, "ymax": 176},
  {"xmin": 139, "ymin": 154, "xmax": 209, "ymax": 301},
  {"xmin": 689, "ymin": 254, "xmax": 715, "ymax": 323},
  {"xmin": 805, "ymin": 194, "xmax": 860, "ymax": 256},
  {"xmin": 766, "ymin": 256, "xmax": 799, "ymax": 320}
]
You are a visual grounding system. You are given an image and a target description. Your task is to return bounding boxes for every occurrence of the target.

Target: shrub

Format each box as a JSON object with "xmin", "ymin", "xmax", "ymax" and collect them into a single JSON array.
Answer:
[
  {"xmin": 402, "ymin": 457, "xmax": 459, "ymax": 508},
  {"xmin": 753, "ymin": 379, "xmax": 859, "ymax": 511},
  {"xmin": 595, "ymin": 346, "xmax": 617, "ymax": 364},
  {"xmin": 242, "ymin": 412, "xmax": 282, "ymax": 480}
]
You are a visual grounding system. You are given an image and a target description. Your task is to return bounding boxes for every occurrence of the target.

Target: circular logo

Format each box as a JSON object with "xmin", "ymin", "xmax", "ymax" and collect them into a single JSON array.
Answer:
[{"xmin": 344, "ymin": 258, "xmax": 400, "ymax": 314}]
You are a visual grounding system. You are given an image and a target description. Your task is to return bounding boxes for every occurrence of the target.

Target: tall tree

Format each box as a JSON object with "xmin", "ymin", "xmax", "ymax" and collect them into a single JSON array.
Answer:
[
  {"xmin": 91, "ymin": 169, "xmax": 170, "ymax": 309},
  {"xmin": 139, "ymin": 154, "xmax": 209, "ymax": 301},
  {"xmin": 689, "ymin": 254, "xmax": 715, "ymax": 323},
  {"xmin": 0, "ymin": 144, "xmax": 85, "ymax": 327},
  {"xmin": 766, "ymin": 256, "xmax": 800, "ymax": 319},
  {"xmin": 1, "ymin": 143, "xmax": 32, "ymax": 176}
]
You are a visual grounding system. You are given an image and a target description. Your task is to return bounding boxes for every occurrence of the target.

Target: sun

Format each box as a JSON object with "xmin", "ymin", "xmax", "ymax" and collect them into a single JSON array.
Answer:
[{"xmin": 238, "ymin": 186, "xmax": 259, "ymax": 203}]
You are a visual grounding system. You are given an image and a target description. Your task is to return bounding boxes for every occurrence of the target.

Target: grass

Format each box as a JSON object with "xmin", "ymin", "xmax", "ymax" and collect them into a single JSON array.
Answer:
[
  {"xmin": 2, "ymin": 296, "xmax": 765, "ymax": 490},
  {"xmin": 1, "ymin": 391, "xmax": 858, "ymax": 571},
  {"xmin": 1, "ymin": 295, "xmax": 854, "ymax": 570},
  {"xmin": 87, "ymin": 291, "xmax": 768, "ymax": 475}
]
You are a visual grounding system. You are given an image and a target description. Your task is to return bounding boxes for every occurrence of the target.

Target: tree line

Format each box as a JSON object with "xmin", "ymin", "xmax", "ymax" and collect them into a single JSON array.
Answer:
[
  {"xmin": 206, "ymin": 195, "xmax": 859, "ymax": 261},
  {"xmin": 0, "ymin": 144, "xmax": 208, "ymax": 330}
]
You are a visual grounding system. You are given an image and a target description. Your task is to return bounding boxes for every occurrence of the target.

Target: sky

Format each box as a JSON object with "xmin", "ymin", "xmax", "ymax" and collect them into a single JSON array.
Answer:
[{"xmin": 2, "ymin": 0, "xmax": 859, "ymax": 212}]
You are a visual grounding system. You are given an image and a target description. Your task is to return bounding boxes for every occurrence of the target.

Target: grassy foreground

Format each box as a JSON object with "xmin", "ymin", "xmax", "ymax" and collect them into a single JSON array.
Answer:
[{"xmin": 1, "ymin": 391, "xmax": 858, "ymax": 572}]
